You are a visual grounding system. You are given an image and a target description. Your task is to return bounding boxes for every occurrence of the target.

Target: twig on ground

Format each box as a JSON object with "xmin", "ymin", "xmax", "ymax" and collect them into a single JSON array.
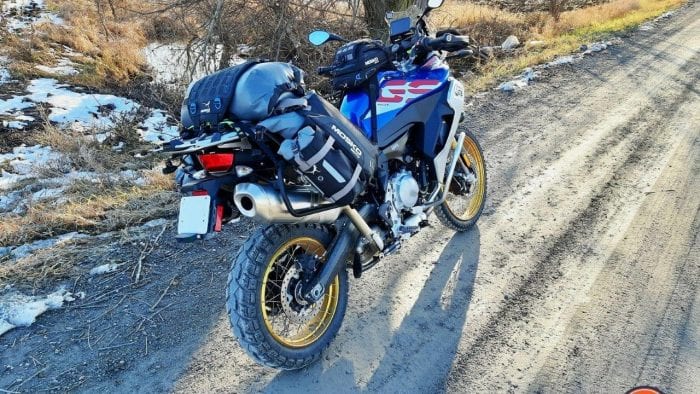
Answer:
[
  {"xmin": 133, "ymin": 225, "xmax": 168, "ymax": 284},
  {"xmin": 150, "ymin": 276, "xmax": 176, "ymax": 311},
  {"xmin": 87, "ymin": 325, "xmax": 92, "ymax": 350},
  {"xmin": 15, "ymin": 367, "xmax": 46, "ymax": 389},
  {"xmin": 88, "ymin": 295, "xmax": 127, "ymax": 324},
  {"xmin": 132, "ymin": 302, "xmax": 176, "ymax": 335}
]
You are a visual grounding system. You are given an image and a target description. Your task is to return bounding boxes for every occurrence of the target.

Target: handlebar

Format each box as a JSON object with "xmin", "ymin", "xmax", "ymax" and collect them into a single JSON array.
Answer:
[
  {"xmin": 417, "ymin": 33, "xmax": 470, "ymax": 52},
  {"xmin": 317, "ymin": 66, "xmax": 334, "ymax": 76},
  {"xmin": 315, "ymin": 33, "xmax": 471, "ymax": 76}
]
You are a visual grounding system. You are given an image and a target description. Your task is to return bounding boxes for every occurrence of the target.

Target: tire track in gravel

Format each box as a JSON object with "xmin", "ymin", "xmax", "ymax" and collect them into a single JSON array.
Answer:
[
  {"xmin": 447, "ymin": 80, "xmax": 698, "ymax": 392},
  {"xmin": 446, "ymin": 7, "xmax": 700, "ymax": 391}
]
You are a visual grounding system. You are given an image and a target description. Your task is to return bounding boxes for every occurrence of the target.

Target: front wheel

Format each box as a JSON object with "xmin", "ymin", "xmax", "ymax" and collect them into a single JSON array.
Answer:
[
  {"xmin": 226, "ymin": 224, "xmax": 348, "ymax": 369},
  {"xmin": 436, "ymin": 130, "xmax": 487, "ymax": 231}
]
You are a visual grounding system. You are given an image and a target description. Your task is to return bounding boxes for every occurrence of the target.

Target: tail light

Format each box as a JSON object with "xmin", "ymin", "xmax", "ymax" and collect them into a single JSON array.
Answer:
[{"xmin": 198, "ymin": 153, "xmax": 234, "ymax": 172}]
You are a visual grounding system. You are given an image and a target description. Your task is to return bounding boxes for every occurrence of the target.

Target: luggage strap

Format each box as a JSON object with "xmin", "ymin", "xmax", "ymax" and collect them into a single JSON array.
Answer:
[
  {"xmin": 294, "ymin": 135, "xmax": 336, "ymax": 172},
  {"xmin": 187, "ymin": 59, "xmax": 265, "ymax": 134},
  {"xmin": 330, "ymin": 164, "xmax": 362, "ymax": 202}
]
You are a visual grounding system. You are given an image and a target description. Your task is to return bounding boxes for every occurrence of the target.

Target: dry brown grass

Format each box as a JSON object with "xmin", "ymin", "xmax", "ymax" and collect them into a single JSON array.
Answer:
[
  {"xmin": 0, "ymin": 173, "xmax": 177, "ymax": 247},
  {"xmin": 0, "ymin": 237, "xmax": 107, "ymax": 288},
  {"xmin": 34, "ymin": 114, "xmax": 159, "ymax": 172},
  {"xmin": 39, "ymin": 0, "xmax": 147, "ymax": 87},
  {"xmin": 0, "ymin": 120, "xmax": 177, "ymax": 248},
  {"xmin": 434, "ymin": 0, "xmax": 685, "ymax": 91}
]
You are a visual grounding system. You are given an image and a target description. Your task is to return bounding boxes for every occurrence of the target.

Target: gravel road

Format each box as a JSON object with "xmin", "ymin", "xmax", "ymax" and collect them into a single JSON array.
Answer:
[{"xmin": 1, "ymin": 2, "xmax": 698, "ymax": 393}]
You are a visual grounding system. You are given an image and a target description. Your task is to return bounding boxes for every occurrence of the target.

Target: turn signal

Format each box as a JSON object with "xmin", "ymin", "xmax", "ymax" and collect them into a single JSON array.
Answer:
[{"xmin": 198, "ymin": 153, "xmax": 234, "ymax": 172}]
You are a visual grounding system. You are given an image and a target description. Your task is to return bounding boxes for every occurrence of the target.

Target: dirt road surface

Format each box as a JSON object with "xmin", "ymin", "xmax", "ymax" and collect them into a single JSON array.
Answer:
[{"xmin": 1, "ymin": 2, "xmax": 698, "ymax": 393}]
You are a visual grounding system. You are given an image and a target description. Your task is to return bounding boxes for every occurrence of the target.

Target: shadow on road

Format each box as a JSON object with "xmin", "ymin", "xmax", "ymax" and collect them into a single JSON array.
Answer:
[{"xmin": 262, "ymin": 228, "xmax": 481, "ymax": 393}]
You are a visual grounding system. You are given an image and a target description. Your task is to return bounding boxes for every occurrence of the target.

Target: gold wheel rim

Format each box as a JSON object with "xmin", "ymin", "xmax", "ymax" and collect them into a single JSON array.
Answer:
[
  {"xmin": 260, "ymin": 237, "xmax": 339, "ymax": 348},
  {"xmin": 445, "ymin": 136, "xmax": 486, "ymax": 221}
]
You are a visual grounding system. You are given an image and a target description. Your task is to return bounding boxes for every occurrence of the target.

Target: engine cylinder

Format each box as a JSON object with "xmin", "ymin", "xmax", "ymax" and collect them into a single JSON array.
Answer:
[{"xmin": 390, "ymin": 170, "xmax": 420, "ymax": 211}]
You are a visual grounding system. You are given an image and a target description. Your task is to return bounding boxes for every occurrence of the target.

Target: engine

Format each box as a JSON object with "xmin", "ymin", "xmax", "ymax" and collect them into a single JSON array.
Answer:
[{"xmin": 388, "ymin": 169, "xmax": 420, "ymax": 212}]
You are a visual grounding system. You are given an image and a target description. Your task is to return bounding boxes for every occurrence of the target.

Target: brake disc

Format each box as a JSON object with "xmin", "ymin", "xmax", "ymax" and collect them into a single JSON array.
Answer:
[{"xmin": 280, "ymin": 266, "xmax": 319, "ymax": 324}]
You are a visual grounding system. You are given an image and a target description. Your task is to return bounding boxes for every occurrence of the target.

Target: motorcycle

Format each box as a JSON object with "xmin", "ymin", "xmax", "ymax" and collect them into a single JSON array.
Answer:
[{"xmin": 161, "ymin": 0, "xmax": 486, "ymax": 369}]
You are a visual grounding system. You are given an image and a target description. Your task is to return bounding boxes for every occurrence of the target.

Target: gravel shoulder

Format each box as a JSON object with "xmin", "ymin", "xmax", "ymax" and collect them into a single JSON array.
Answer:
[{"xmin": 1, "ymin": 2, "xmax": 698, "ymax": 392}]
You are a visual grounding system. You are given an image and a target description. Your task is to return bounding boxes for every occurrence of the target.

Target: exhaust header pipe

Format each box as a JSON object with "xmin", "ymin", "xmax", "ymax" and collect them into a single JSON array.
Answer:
[{"xmin": 234, "ymin": 183, "xmax": 343, "ymax": 224}]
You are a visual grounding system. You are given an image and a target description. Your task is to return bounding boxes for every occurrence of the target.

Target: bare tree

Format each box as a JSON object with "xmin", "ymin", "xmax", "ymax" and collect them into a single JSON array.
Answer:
[{"xmin": 548, "ymin": 0, "xmax": 569, "ymax": 22}]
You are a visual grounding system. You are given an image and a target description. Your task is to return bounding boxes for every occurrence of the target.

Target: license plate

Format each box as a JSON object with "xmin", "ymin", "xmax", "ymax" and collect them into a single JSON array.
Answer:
[{"xmin": 177, "ymin": 195, "xmax": 211, "ymax": 235}]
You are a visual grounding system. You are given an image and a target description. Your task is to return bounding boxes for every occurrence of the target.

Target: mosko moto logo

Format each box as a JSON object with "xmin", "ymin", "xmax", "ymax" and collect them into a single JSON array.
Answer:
[
  {"xmin": 365, "ymin": 57, "xmax": 380, "ymax": 66},
  {"xmin": 330, "ymin": 124, "xmax": 362, "ymax": 159},
  {"xmin": 200, "ymin": 100, "xmax": 211, "ymax": 114}
]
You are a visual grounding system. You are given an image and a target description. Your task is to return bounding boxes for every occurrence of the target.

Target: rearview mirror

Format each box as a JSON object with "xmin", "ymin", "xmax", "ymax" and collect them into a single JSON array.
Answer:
[
  {"xmin": 427, "ymin": 0, "xmax": 444, "ymax": 8},
  {"xmin": 308, "ymin": 30, "xmax": 331, "ymax": 46}
]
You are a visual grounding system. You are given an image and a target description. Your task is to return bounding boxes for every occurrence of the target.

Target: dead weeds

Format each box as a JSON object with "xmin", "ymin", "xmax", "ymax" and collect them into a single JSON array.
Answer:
[
  {"xmin": 0, "ymin": 175, "xmax": 177, "ymax": 248},
  {"xmin": 434, "ymin": 0, "xmax": 685, "ymax": 92}
]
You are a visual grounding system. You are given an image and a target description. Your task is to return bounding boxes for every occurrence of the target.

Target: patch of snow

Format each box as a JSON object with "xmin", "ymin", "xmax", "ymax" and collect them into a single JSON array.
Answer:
[
  {"xmin": 140, "ymin": 109, "xmax": 179, "ymax": 142},
  {"xmin": 0, "ymin": 191, "xmax": 21, "ymax": 211},
  {"xmin": 0, "ymin": 79, "xmax": 178, "ymax": 142},
  {"xmin": 581, "ymin": 41, "xmax": 610, "ymax": 56},
  {"xmin": 657, "ymin": 11, "xmax": 675, "ymax": 19},
  {"xmin": 35, "ymin": 58, "xmax": 79, "ymax": 76},
  {"xmin": 0, "ymin": 169, "xmax": 32, "ymax": 190},
  {"xmin": 7, "ymin": 231, "xmax": 89, "ymax": 259},
  {"xmin": 89, "ymin": 263, "xmax": 121, "ymax": 276},
  {"xmin": 112, "ymin": 141, "xmax": 125, "ymax": 152},
  {"xmin": 0, "ymin": 287, "xmax": 75, "ymax": 337},
  {"xmin": 2, "ymin": 0, "xmax": 63, "ymax": 32},
  {"xmin": 2, "ymin": 120, "xmax": 28, "ymax": 129},
  {"xmin": 0, "ymin": 144, "xmax": 61, "ymax": 175},
  {"xmin": 0, "ymin": 68, "xmax": 10, "ymax": 84},
  {"xmin": 498, "ymin": 68, "xmax": 540, "ymax": 93},
  {"xmin": 546, "ymin": 55, "xmax": 576, "ymax": 67},
  {"xmin": 31, "ymin": 186, "xmax": 64, "ymax": 200},
  {"xmin": 143, "ymin": 42, "xmax": 245, "ymax": 85}
]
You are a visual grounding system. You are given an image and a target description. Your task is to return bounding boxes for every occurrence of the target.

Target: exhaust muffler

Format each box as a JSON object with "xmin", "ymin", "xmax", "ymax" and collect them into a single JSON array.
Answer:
[{"xmin": 234, "ymin": 183, "xmax": 343, "ymax": 224}]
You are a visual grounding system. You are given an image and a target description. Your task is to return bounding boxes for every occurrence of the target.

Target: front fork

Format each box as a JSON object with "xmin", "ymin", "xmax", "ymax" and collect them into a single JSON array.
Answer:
[
  {"xmin": 301, "ymin": 205, "xmax": 380, "ymax": 303},
  {"xmin": 301, "ymin": 132, "xmax": 468, "ymax": 303}
]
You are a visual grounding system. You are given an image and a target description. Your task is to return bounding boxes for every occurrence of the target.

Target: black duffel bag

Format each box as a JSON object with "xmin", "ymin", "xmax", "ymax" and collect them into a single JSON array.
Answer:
[{"xmin": 180, "ymin": 61, "xmax": 305, "ymax": 138}]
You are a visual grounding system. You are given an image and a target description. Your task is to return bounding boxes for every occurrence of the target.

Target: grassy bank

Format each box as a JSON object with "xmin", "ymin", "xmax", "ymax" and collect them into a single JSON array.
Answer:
[{"xmin": 439, "ymin": 0, "xmax": 686, "ymax": 92}]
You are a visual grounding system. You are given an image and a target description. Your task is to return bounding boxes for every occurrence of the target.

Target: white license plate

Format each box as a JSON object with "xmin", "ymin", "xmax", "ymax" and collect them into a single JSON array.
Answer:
[{"xmin": 177, "ymin": 195, "xmax": 211, "ymax": 235}]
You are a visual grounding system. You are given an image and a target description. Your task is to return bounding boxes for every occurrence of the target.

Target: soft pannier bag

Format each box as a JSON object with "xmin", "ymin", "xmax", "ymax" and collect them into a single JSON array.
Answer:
[
  {"xmin": 278, "ymin": 126, "xmax": 363, "ymax": 205},
  {"xmin": 274, "ymin": 93, "xmax": 378, "ymax": 205}
]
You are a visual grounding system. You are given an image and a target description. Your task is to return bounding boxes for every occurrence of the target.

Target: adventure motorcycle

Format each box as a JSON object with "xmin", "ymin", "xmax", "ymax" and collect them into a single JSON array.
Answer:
[{"xmin": 160, "ymin": 0, "xmax": 486, "ymax": 369}]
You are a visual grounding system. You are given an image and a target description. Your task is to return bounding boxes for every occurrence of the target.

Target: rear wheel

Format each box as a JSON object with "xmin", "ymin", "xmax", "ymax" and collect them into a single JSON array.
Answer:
[
  {"xmin": 226, "ymin": 224, "xmax": 348, "ymax": 369},
  {"xmin": 436, "ymin": 130, "xmax": 487, "ymax": 231}
]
